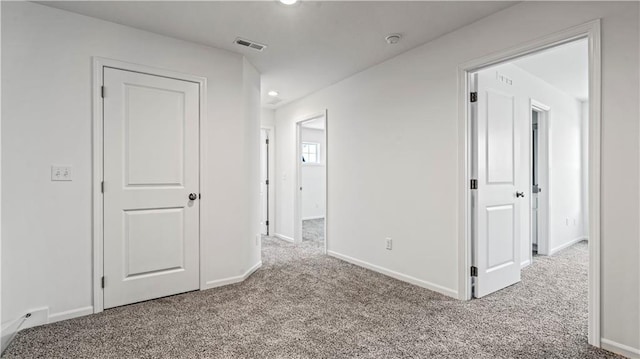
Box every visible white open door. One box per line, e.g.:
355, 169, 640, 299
103, 67, 200, 309
473, 70, 523, 298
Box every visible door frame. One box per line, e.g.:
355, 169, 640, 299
457, 19, 601, 346
529, 99, 551, 258
293, 110, 328, 254
260, 125, 275, 236
92, 57, 207, 313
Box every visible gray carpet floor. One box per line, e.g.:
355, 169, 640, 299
302, 218, 324, 243
3, 240, 619, 358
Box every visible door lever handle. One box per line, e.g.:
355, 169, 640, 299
516, 192, 525, 198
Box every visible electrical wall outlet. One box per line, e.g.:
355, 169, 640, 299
385, 237, 392, 250
51, 166, 72, 181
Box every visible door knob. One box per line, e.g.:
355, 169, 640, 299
188, 193, 198, 200
516, 192, 525, 198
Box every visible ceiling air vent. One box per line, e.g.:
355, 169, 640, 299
234, 37, 267, 52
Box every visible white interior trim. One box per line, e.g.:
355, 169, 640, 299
328, 250, 458, 298
273, 233, 295, 243
324, 109, 329, 255
457, 19, 601, 347
203, 261, 262, 290
48, 306, 94, 324
549, 236, 588, 256
1, 305, 93, 354
92, 57, 207, 313
601, 339, 640, 359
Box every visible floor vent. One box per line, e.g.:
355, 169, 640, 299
234, 37, 267, 52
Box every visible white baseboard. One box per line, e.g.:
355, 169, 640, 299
1, 307, 48, 353
302, 216, 325, 221
550, 236, 588, 255
601, 338, 640, 359
327, 250, 458, 298
1, 305, 92, 353
203, 261, 262, 290
49, 306, 94, 324
520, 259, 531, 268
273, 233, 294, 243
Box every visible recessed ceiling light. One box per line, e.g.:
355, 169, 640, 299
279, 0, 298, 5
268, 90, 279, 97
385, 34, 402, 45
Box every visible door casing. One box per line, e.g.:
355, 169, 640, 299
92, 57, 207, 314
457, 20, 601, 346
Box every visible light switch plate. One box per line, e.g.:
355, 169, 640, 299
51, 165, 72, 181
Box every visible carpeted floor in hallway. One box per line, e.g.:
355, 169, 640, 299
302, 218, 324, 243
3, 239, 618, 358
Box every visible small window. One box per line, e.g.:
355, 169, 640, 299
302, 142, 320, 164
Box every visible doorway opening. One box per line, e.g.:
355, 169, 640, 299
530, 102, 550, 257
460, 20, 600, 346
294, 113, 327, 252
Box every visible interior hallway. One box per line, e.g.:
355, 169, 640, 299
3, 239, 617, 358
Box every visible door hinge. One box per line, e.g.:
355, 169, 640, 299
470, 179, 478, 190
101, 181, 104, 193
266, 220, 269, 226
471, 266, 478, 277
265, 179, 269, 185
470, 92, 477, 103
266, 138, 269, 145
101, 276, 105, 288
199, 193, 201, 199
101, 86, 105, 98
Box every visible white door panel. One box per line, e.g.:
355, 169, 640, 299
486, 91, 515, 184
474, 73, 523, 298
103, 67, 200, 309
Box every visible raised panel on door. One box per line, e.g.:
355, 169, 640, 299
125, 85, 186, 187
124, 208, 185, 278
486, 91, 515, 184
103, 67, 200, 309
474, 76, 522, 298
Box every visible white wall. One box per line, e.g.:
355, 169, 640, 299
242, 58, 262, 276
301, 127, 325, 220
274, 1, 639, 353
0, 0, 3, 348
261, 108, 275, 128
1, 0, 260, 340
477, 63, 587, 264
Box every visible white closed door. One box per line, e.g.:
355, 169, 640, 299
103, 67, 200, 309
473, 71, 523, 298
